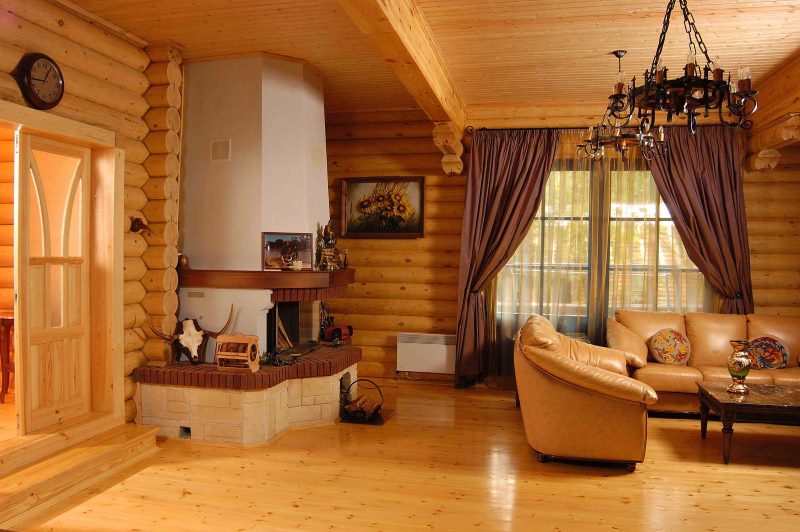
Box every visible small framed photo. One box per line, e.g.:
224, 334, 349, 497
341, 176, 424, 238
262, 232, 313, 270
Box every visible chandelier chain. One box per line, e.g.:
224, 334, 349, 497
648, 0, 676, 82
680, 0, 712, 66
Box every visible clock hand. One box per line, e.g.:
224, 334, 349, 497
31, 76, 46, 82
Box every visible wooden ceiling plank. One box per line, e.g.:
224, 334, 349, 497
338, 0, 465, 132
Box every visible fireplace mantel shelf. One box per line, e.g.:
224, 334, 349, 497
178, 268, 355, 302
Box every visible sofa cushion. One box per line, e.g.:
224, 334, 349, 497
649, 328, 691, 365
606, 318, 648, 368
632, 364, 703, 394
685, 313, 747, 367
519, 315, 561, 352
695, 365, 774, 385
746, 336, 789, 369
768, 367, 800, 386
747, 314, 800, 368
615, 310, 686, 351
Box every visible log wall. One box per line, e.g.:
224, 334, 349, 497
326, 110, 463, 378
745, 156, 800, 315
0, 135, 12, 312
0, 0, 182, 422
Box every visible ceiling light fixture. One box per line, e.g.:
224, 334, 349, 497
578, 0, 758, 160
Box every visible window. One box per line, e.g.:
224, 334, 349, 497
495, 130, 711, 346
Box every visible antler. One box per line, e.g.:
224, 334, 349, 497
146, 314, 177, 342
203, 304, 235, 338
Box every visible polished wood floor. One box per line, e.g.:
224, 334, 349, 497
22, 381, 800, 531
0, 399, 16, 442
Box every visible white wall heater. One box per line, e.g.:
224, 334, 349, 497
396, 333, 457, 374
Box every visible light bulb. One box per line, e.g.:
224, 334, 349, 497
736, 66, 752, 92
710, 55, 722, 72
656, 58, 666, 84
738, 66, 752, 80
685, 51, 697, 76
614, 70, 626, 94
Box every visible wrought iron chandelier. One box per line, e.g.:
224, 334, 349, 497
578, 0, 758, 161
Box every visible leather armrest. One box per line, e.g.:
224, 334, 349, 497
521, 345, 658, 405
607, 318, 648, 368
561, 335, 630, 375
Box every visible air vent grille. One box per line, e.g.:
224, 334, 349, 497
210, 139, 231, 161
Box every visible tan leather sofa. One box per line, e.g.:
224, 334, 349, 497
607, 310, 800, 413
515, 315, 657, 470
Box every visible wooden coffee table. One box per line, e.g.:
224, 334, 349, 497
697, 382, 800, 464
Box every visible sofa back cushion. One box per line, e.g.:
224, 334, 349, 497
685, 312, 747, 367
747, 314, 800, 368
519, 315, 561, 352
615, 310, 686, 347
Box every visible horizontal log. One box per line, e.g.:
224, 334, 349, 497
746, 114, 800, 154
748, 234, 800, 254
325, 109, 429, 124
144, 153, 180, 178
326, 138, 438, 156
328, 154, 442, 175
345, 248, 460, 268
0, 41, 148, 117
424, 219, 463, 235
143, 221, 179, 247
744, 200, 800, 218
745, 149, 781, 172
125, 210, 145, 227
142, 177, 178, 201
743, 182, 800, 200
354, 266, 459, 284
145, 61, 182, 87
124, 376, 136, 400
743, 168, 800, 183
124, 303, 146, 329
124, 233, 147, 258
0, 226, 11, 247
124, 257, 147, 281
141, 290, 179, 317
326, 122, 433, 140
753, 306, 800, 317
346, 281, 458, 301
124, 280, 146, 305
751, 270, 800, 290
356, 346, 397, 364
746, 219, 800, 235
145, 84, 182, 109
0, 204, 11, 225
0, 72, 148, 140
0, 0, 150, 72
0, 182, 11, 203
752, 289, 800, 307
141, 268, 179, 292
0, 142, 12, 162
334, 313, 456, 334
0, 9, 148, 93
125, 399, 136, 423
338, 236, 460, 252
356, 361, 395, 378
146, 44, 182, 64
328, 298, 457, 318
117, 137, 149, 164
144, 106, 182, 132
124, 186, 148, 211
125, 163, 149, 188
124, 349, 146, 376
124, 327, 146, 352
143, 338, 171, 362
144, 130, 181, 156
750, 253, 800, 272
328, 184, 465, 204
142, 244, 179, 269
142, 199, 178, 223
144, 314, 178, 339
351, 330, 398, 348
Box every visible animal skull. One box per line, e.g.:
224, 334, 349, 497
147, 305, 234, 364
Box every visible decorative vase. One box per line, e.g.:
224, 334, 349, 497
727, 340, 752, 394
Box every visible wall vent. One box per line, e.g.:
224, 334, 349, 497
185, 290, 206, 300
397, 333, 456, 374
210, 139, 231, 161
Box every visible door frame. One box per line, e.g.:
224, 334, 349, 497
0, 99, 123, 475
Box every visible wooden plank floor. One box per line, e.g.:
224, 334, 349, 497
23, 382, 800, 531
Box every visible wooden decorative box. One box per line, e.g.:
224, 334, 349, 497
214, 334, 260, 372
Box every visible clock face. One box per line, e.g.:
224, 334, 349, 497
29, 58, 63, 105
14, 53, 65, 110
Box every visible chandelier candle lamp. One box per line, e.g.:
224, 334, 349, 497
578, 0, 759, 160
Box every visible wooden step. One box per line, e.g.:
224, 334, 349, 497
0, 424, 158, 529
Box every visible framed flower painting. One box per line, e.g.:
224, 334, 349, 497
341, 176, 424, 238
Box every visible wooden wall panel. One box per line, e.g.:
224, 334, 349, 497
746, 158, 800, 316
327, 112, 463, 378
0, 0, 164, 422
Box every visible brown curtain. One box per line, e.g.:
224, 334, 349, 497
646, 126, 753, 314
456, 129, 560, 385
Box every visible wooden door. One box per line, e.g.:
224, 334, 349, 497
15, 133, 91, 433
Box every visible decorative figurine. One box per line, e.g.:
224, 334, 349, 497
727, 340, 752, 394
315, 221, 347, 271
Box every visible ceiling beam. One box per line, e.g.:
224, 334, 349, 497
749, 51, 800, 135
338, 0, 465, 133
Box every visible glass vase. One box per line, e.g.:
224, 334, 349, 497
727, 340, 752, 394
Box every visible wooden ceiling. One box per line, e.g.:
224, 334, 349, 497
70, 0, 800, 120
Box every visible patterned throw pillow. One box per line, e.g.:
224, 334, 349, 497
649, 328, 691, 365
746, 336, 789, 369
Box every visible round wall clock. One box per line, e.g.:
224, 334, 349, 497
13, 53, 65, 111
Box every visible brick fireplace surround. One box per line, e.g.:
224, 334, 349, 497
133, 346, 361, 445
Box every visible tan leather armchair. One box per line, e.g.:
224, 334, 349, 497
515, 316, 657, 470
